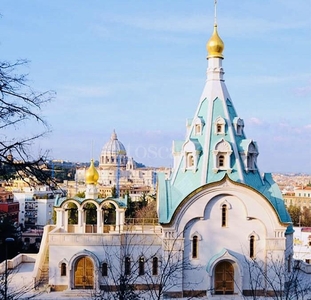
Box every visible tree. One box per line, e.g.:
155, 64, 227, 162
125, 192, 135, 219
242, 253, 311, 299
0, 215, 21, 263
76, 191, 86, 198
0, 59, 54, 183
134, 199, 157, 219
0, 264, 43, 300
143, 232, 203, 300
287, 205, 301, 226
91, 232, 200, 300
300, 207, 311, 227
67, 202, 78, 225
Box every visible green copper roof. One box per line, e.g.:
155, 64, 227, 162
54, 196, 127, 208
157, 55, 292, 234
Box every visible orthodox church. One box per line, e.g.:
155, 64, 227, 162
28, 5, 311, 300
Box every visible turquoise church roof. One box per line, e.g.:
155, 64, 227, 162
157, 23, 293, 234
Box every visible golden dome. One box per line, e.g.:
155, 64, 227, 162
206, 24, 224, 58
85, 159, 99, 185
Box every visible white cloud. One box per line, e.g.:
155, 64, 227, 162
294, 81, 311, 96
247, 117, 264, 126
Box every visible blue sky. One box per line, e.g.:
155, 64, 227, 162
1, 1, 310, 173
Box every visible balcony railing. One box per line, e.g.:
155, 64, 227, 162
66, 218, 161, 234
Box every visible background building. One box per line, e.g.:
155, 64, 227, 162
74, 131, 170, 200
0, 183, 19, 225
13, 185, 64, 229
283, 186, 311, 210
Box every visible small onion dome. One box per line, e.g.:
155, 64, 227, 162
85, 159, 99, 185
206, 24, 224, 59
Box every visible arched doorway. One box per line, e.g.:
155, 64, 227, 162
74, 256, 94, 289
214, 261, 234, 295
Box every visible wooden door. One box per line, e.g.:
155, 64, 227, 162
74, 257, 94, 289
214, 261, 234, 295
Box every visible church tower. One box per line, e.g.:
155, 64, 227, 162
157, 2, 293, 297
157, 7, 292, 230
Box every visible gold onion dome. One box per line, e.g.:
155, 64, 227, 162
85, 159, 99, 185
206, 24, 224, 58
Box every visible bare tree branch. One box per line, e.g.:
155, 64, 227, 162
0, 58, 56, 185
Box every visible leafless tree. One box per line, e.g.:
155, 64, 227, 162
134, 200, 157, 219
92, 233, 153, 300
0, 59, 55, 183
242, 254, 311, 300
91, 231, 201, 300
0, 264, 43, 299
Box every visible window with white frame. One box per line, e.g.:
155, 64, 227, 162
193, 116, 205, 135
195, 124, 201, 135
187, 153, 194, 168
214, 117, 226, 135
221, 204, 227, 227
192, 235, 198, 258
213, 139, 232, 173
249, 235, 255, 258
183, 139, 202, 171
244, 142, 258, 172
233, 117, 244, 136
152, 257, 158, 275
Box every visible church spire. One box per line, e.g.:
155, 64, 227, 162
157, 2, 291, 232
206, 0, 224, 59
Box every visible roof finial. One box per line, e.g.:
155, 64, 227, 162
214, 0, 217, 25
91, 139, 94, 159
206, 0, 224, 59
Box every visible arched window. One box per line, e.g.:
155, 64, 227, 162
61, 263, 66, 276
152, 257, 158, 276
125, 257, 131, 275
214, 117, 226, 135
233, 117, 244, 136
188, 154, 194, 167
139, 256, 145, 276
218, 155, 225, 167
221, 204, 227, 227
237, 124, 243, 135
213, 139, 232, 173
192, 235, 198, 259
102, 262, 108, 277
195, 124, 201, 134
250, 235, 255, 258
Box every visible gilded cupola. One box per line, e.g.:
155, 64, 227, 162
206, 24, 224, 59
85, 159, 99, 185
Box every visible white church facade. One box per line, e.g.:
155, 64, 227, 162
23, 6, 311, 299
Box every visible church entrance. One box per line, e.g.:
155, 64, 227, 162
74, 256, 94, 289
214, 261, 234, 295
